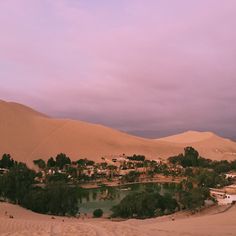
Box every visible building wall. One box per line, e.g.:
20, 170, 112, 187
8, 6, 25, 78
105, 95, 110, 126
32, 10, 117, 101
211, 190, 236, 205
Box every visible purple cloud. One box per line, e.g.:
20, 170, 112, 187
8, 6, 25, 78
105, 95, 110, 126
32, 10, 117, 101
0, 0, 236, 139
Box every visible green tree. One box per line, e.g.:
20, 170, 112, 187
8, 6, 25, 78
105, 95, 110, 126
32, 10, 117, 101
194, 169, 228, 188
22, 187, 48, 213
111, 191, 178, 219
55, 153, 71, 169
169, 147, 201, 168
212, 160, 231, 173
107, 165, 117, 179
179, 188, 208, 210
0, 154, 15, 169
67, 166, 78, 179
122, 171, 140, 183
33, 159, 46, 169
127, 155, 145, 162
0, 164, 36, 204
45, 183, 78, 216
47, 172, 68, 183
22, 184, 78, 216
77, 158, 95, 166
47, 157, 56, 168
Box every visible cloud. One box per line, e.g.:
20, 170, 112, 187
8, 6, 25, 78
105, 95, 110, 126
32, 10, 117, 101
0, 0, 235, 138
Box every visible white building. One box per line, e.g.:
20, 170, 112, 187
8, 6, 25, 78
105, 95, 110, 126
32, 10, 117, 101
210, 185, 236, 205
225, 172, 236, 179
0, 168, 9, 175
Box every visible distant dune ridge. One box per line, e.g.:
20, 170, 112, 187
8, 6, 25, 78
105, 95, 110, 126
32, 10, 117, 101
0, 99, 236, 166
156, 130, 236, 160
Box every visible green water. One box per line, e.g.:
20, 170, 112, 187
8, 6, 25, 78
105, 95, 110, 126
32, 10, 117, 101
78, 182, 178, 215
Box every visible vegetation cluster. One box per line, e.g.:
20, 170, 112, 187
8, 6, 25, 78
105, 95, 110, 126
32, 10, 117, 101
0, 146, 234, 219
0, 154, 78, 216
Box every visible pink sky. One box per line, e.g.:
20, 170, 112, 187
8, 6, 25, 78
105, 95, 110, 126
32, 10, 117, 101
0, 0, 236, 138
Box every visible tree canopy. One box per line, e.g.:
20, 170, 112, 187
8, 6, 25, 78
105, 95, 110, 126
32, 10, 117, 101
0, 154, 15, 169
33, 159, 46, 169
111, 191, 178, 218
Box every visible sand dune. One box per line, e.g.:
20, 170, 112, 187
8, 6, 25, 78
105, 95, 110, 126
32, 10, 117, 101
0, 100, 182, 165
1, 202, 236, 236
157, 130, 215, 143
157, 131, 236, 160
0, 100, 236, 165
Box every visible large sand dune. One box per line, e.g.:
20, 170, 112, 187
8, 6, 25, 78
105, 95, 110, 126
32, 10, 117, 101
1, 202, 236, 236
0, 100, 181, 165
157, 130, 236, 160
0, 100, 236, 165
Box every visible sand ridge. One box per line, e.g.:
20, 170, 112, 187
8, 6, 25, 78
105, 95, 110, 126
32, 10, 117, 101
1, 100, 236, 166
156, 130, 236, 160
157, 130, 215, 143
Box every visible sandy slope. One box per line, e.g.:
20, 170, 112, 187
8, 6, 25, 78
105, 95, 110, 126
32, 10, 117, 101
0, 100, 182, 165
1, 202, 236, 236
157, 131, 236, 160
0, 100, 236, 166
157, 131, 215, 143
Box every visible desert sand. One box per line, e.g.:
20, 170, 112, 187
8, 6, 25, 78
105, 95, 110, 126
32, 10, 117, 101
0, 202, 236, 236
1, 99, 236, 166
157, 130, 236, 161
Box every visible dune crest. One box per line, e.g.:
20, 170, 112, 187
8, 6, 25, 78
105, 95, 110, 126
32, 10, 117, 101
157, 130, 216, 143
0, 99, 236, 165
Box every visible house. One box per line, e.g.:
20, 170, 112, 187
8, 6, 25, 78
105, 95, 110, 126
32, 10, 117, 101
135, 167, 145, 173
210, 185, 236, 205
97, 168, 107, 175
119, 169, 133, 176
0, 168, 9, 175
225, 172, 236, 179
82, 165, 95, 177
48, 169, 56, 175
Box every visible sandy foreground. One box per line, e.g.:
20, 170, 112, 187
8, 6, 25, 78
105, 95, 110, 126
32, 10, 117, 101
0, 203, 236, 236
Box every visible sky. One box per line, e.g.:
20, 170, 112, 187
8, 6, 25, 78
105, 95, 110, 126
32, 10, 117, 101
0, 0, 236, 139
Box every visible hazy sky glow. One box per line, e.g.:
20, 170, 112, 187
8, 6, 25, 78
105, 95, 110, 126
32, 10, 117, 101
0, 0, 236, 138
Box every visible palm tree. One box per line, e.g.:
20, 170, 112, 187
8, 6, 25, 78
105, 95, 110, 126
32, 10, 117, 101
107, 165, 117, 179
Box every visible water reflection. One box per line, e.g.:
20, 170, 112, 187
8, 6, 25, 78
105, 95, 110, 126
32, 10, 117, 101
78, 183, 178, 214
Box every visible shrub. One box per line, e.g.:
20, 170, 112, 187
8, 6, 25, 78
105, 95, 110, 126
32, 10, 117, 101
93, 208, 103, 218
